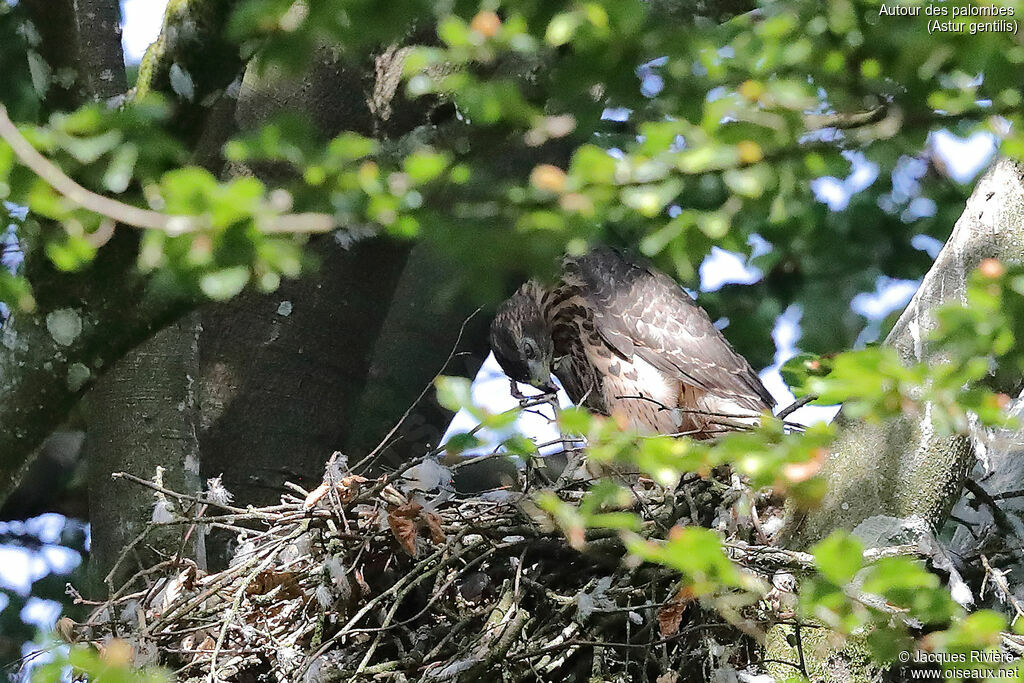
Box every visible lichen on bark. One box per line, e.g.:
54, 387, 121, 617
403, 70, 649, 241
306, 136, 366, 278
782, 158, 1024, 550
766, 159, 1024, 680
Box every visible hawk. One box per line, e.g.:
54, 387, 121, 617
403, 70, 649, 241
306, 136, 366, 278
490, 247, 774, 438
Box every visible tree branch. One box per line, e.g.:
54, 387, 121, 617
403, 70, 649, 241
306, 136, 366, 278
781, 158, 1024, 550
73, 0, 127, 100
0, 105, 335, 235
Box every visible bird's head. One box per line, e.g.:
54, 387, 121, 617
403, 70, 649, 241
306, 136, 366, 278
490, 281, 556, 392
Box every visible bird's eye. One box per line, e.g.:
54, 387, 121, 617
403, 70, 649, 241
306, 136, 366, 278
523, 341, 537, 360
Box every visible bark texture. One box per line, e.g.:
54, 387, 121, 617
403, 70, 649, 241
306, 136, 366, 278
84, 317, 202, 592
341, 241, 491, 467
0, 0, 180, 506
196, 48, 487, 537
78, 0, 248, 584
20, 0, 81, 112
781, 158, 1024, 549
197, 238, 412, 499
0, 296, 176, 500
767, 158, 1024, 683
72, 0, 127, 100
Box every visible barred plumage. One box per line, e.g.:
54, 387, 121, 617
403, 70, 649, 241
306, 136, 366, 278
490, 247, 773, 438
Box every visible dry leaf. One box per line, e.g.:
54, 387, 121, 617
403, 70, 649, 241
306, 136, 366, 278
423, 510, 446, 544
160, 574, 186, 613
337, 474, 368, 503
56, 616, 77, 643
380, 484, 408, 507
392, 501, 422, 518
657, 588, 693, 638
100, 639, 133, 667
354, 567, 371, 597
246, 570, 302, 598
180, 563, 198, 591
388, 504, 421, 556
303, 482, 331, 509
657, 602, 686, 637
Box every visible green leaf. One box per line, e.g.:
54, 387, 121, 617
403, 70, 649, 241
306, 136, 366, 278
102, 143, 139, 193
328, 132, 378, 163
546, 12, 582, 46
557, 407, 592, 435
812, 531, 863, 585
435, 376, 474, 413
626, 527, 742, 594
46, 235, 97, 272
403, 150, 449, 184
438, 16, 471, 47
780, 353, 831, 397
570, 145, 617, 185
502, 435, 538, 457
161, 167, 219, 215
586, 511, 642, 530
443, 432, 481, 456
200, 266, 250, 300
58, 129, 122, 164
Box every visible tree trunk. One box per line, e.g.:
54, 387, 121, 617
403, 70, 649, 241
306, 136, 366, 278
781, 158, 1024, 549
72, 0, 126, 100
341, 240, 491, 468
83, 317, 202, 593
767, 158, 1024, 682
19, 0, 81, 112
197, 238, 412, 502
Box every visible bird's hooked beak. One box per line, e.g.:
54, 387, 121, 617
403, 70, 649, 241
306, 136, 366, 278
526, 360, 557, 393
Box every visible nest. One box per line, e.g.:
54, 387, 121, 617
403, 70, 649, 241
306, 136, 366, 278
59, 440, 827, 682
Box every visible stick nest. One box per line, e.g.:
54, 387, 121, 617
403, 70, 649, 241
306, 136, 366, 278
62, 449, 796, 682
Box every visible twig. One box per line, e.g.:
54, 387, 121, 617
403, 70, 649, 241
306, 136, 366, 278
207, 529, 303, 681
803, 105, 888, 131
0, 104, 335, 235
726, 541, 921, 570
964, 479, 1017, 538
776, 394, 817, 421
981, 554, 1024, 625
352, 309, 481, 474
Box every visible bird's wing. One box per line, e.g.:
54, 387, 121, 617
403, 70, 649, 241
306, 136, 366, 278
563, 247, 775, 409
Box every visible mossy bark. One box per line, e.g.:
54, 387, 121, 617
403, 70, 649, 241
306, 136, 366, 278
767, 159, 1024, 681
765, 625, 882, 683
782, 158, 1024, 549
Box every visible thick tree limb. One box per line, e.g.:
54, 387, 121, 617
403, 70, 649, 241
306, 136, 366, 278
0, 285, 192, 504
75, 0, 258, 587
0, 0, 248, 507
765, 158, 1024, 683
782, 158, 1024, 548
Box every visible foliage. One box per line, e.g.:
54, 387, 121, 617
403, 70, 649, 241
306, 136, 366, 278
0, 0, 1021, 358
783, 260, 1024, 432
4, 0, 1024, 677
435, 261, 1024, 675
0, 515, 88, 679
30, 639, 169, 683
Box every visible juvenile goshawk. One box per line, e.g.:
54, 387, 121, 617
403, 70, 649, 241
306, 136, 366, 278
490, 247, 774, 437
